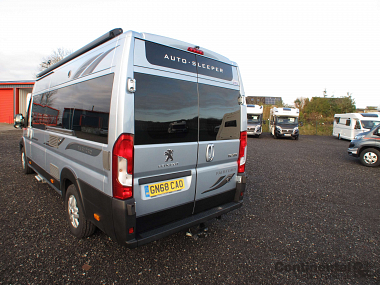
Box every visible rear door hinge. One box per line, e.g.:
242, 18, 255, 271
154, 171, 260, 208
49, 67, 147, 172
238, 95, 245, 105
127, 78, 136, 93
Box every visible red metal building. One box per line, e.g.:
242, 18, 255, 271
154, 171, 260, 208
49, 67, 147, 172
0, 81, 34, 124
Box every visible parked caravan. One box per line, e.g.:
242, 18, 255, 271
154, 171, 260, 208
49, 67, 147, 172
13, 29, 247, 248
333, 113, 380, 140
246, 104, 264, 137
269, 107, 300, 140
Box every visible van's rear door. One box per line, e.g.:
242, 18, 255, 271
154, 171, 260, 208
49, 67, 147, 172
194, 59, 242, 213
133, 39, 199, 233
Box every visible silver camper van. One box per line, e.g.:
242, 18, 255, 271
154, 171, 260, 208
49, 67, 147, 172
14, 29, 247, 248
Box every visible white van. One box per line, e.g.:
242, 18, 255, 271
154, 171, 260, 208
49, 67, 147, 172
14, 28, 247, 248
333, 113, 380, 140
269, 107, 300, 140
246, 105, 264, 137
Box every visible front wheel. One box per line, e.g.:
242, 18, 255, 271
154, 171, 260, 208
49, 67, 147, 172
65, 184, 96, 238
359, 148, 380, 167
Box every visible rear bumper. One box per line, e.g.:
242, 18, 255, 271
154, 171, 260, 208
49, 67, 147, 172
117, 174, 246, 248
127, 200, 243, 248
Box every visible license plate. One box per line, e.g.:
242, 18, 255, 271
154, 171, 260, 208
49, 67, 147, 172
144, 179, 185, 198
284, 134, 291, 136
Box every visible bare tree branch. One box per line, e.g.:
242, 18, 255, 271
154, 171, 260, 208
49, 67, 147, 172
39, 47, 72, 71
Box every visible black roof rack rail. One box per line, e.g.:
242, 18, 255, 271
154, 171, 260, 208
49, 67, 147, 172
37, 28, 123, 78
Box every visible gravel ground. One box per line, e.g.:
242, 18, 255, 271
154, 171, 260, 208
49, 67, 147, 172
1, 130, 379, 284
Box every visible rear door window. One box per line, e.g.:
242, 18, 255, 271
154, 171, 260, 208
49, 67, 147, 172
134, 73, 198, 145
199, 83, 240, 141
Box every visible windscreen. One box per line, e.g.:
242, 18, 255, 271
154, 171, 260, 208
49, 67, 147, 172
360, 120, 380, 129
248, 114, 261, 123
276, 116, 298, 124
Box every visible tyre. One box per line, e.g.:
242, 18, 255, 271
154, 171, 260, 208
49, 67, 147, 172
295, 135, 299, 140
274, 133, 277, 139
338, 134, 341, 140
65, 184, 96, 238
21, 146, 33, 174
359, 148, 380, 167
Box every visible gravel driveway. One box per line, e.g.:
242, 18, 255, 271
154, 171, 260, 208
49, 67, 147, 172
1, 130, 379, 284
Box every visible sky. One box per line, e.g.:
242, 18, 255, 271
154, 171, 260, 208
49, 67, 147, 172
0, 0, 379, 109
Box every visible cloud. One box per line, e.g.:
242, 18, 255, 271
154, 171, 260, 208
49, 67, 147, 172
0, 52, 44, 81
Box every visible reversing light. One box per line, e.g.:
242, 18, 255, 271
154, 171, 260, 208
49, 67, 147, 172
112, 134, 134, 200
187, 47, 204, 55
238, 131, 247, 173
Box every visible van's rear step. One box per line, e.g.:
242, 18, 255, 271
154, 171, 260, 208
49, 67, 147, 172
35, 175, 46, 183
125, 201, 243, 248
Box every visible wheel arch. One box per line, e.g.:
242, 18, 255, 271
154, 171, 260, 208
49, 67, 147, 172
60, 167, 85, 211
19, 137, 24, 153
359, 145, 380, 156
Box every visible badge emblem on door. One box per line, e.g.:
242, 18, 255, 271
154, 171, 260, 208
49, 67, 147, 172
206, 144, 215, 162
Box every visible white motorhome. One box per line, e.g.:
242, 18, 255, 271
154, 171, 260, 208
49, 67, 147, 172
13, 28, 247, 248
269, 107, 300, 140
333, 113, 380, 140
246, 104, 263, 137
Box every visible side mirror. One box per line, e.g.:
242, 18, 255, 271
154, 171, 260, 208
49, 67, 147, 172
262, 121, 266, 125
300, 122, 304, 127
14, 114, 25, 129
375, 128, 380, 136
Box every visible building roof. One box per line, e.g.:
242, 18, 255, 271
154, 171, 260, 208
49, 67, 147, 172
0, 80, 35, 85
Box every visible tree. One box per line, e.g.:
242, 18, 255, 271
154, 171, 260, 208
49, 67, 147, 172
296, 95, 356, 120
294, 97, 309, 111
39, 48, 72, 71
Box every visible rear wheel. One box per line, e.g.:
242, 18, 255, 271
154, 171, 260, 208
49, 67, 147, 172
65, 184, 96, 238
338, 134, 341, 140
21, 146, 33, 174
360, 148, 380, 167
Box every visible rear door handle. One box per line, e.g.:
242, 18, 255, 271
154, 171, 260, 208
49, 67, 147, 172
206, 144, 214, 162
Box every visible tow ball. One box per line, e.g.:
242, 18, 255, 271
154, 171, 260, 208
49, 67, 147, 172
186, 223, 209, 240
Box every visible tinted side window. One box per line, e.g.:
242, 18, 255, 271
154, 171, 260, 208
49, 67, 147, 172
346, 119, 351, 126
31, 74, 114, 144
134, 73, 198, 145
199, 84, 240, 141
31, 94, 48, 130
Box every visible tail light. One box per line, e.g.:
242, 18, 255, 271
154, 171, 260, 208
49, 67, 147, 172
238, 131, 247, 173
112, 134, 134, 200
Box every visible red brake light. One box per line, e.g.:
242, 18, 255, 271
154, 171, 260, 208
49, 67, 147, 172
187, 47, 204, 55
112, 134, 134, 200
238, 131, 247, 173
